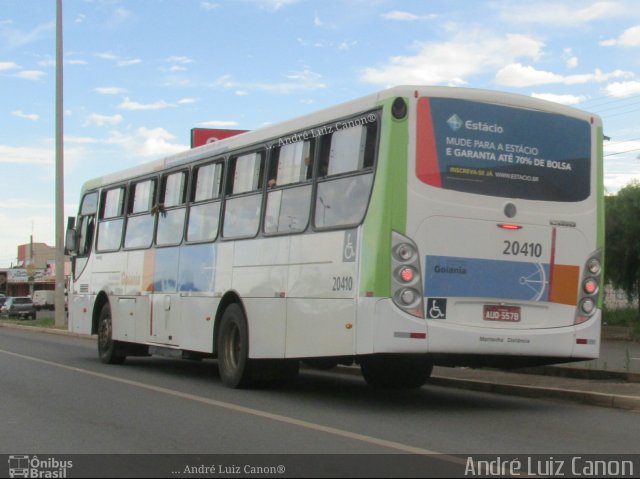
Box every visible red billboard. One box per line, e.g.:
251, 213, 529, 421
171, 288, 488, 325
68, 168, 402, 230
190, 128, 248, 148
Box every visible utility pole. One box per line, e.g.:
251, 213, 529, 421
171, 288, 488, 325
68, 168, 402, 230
54, 0, 66, 327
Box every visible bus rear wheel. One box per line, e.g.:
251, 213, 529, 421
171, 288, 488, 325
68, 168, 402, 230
217, 304, 253, 388
97, 303, 126, 365
360, 354, 432, 389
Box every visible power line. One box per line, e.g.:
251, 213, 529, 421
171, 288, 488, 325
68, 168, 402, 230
579, 92, 640, 109
605, 137, 640, 147
602, 108, 640, 120
593, 98, 640, 115
604, 147, 640, 158
590, 94, 640, 107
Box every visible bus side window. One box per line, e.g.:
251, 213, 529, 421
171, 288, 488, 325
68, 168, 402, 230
77, 191, 98, 256
124, 179, 156, 249
223, 151, 265, 238
96, 186, 126, 252
187, 161, 223, 243
77, 216, 95, 256
156, 171, 187, 246
315, 118, 378, 229
264, 140, 314, 234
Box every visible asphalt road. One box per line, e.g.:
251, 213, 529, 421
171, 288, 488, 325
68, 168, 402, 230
1, 328, 639, 475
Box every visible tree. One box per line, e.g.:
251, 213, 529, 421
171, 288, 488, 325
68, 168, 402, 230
605, 181, 640, 315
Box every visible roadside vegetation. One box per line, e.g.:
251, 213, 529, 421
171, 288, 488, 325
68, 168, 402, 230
603, 307, 640, 340
605, 182, 640, 317
604, 181, 640, 340
0, 313, 59, 329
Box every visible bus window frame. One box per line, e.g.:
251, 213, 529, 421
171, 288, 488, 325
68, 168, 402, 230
311, 109, 381, 232
96, 184, 127, 253
123, 176, 158, 251
155, 168, 189, 248
262, 139, 315, 237
221, 148, 266, 241
185, 159, 225, 245
76, 190, 99, 258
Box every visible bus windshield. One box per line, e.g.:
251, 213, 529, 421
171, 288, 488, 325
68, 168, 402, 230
417, 97, 591, 202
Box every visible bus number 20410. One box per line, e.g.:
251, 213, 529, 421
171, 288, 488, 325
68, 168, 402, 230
332, 276, 353, 292
502, 240, 543, 258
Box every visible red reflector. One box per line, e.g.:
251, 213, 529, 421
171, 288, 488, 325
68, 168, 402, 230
498, 223, 522, 230
410, 332, 426, 339
366, 291, 374, 297
576, 338, 588, 345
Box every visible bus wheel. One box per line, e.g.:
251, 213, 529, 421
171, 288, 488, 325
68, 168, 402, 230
360, 355, 432, 389
97, 304, 126, 365
217, 304, 253, 388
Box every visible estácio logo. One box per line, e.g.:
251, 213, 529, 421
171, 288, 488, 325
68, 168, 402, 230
447, 114, 463, 131
447, 113, 504, 134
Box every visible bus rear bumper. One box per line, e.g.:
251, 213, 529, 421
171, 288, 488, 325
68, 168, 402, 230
368, 298, 601, 367
427, 311, 601, 362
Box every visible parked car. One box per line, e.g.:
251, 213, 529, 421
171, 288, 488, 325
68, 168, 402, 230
0, 296, 36, 320
32, 290, 55, 311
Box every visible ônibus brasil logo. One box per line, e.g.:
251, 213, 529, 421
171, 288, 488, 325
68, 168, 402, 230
446, 113, 504, 134
8, 455, 73, 478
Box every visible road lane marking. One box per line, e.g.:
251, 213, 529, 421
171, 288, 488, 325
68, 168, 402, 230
0, 347, 464, 462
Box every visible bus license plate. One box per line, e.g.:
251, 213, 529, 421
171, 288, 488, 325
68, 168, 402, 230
483, 305, 521, 322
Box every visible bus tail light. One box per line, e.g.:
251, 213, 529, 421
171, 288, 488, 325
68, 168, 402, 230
575, 250, 603, 323
391, 231, 424, 318
399, 267, 415, 283
583, 278, 598, 295
497, 223, 522, 230
587, 258, 601, 275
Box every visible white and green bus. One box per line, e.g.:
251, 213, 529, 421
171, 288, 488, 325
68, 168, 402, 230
66, 86, 604, 388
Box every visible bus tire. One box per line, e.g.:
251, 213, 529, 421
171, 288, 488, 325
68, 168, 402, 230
97, 303, 126, 365
361, 354, 432, 389
217, 304, 253, 388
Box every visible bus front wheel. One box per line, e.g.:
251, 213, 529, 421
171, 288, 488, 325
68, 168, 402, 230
361, 354, 432, 389
217, 304, 253, 388
97, 303, 126, 365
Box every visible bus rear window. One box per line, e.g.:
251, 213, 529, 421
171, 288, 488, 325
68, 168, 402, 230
416, 97, 591, 202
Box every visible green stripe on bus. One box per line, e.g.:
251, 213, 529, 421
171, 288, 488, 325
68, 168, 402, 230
360, 97, 409, 297
597, 126, 605, 308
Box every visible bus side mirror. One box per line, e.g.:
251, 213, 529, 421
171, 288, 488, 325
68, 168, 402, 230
65, 216, 77, 256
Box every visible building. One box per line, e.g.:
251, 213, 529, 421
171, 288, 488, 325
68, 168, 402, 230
2, 242, 69, 297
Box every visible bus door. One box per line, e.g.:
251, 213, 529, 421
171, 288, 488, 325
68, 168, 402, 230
148, 247, 182, 346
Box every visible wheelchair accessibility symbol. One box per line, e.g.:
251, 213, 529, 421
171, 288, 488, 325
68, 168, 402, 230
427, 298, 447, 319
342, 230, 357, 262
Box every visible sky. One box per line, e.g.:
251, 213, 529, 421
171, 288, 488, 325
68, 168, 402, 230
1, 0, 640, 267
